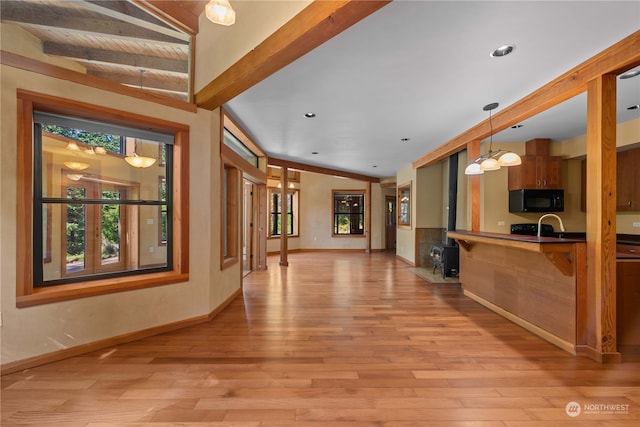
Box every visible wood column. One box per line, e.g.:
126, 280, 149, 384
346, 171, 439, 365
467, 140, 481, 232
579, 73, 619, 362
279, 167, 289, 266
365, 181, 372, 253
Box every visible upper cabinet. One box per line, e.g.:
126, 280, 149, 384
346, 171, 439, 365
581, 147, 640, 212
616, 148, 640, 212
508, 138, 563, 191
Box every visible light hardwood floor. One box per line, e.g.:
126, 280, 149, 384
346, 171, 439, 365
2, 252, 639, 426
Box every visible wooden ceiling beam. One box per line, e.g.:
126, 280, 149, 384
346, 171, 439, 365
43, 42, 188, 74
269, 157, 380, 183
1, 2, 188, 44
412, 29, 640, 169
195, 0, 391, 110
138, 0, 207, 36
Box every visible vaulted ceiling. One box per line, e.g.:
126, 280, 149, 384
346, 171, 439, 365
1, 0, 201, 101
3, 1, 639, 180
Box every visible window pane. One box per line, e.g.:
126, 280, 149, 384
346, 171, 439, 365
333, 192, 364, 235
223, 128, 258, 167
336, 214, 351, 234
66, 187, 86, 274
41, 130, 168, 202
101, 190, 121, 265
36, 114, 172, 286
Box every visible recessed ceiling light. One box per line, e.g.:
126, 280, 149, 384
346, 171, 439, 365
628, 105, 640, 110
490, 44, 515, 58
304, 112, 316, 118
620, 69, 640, 79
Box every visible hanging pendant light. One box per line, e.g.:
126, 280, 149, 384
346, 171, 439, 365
125, 153, 156, 168
205, 0, 236, 26
64, 161, 90, 171
125, 139, 156, 168
498, 151, 522, 167
465, 102, 522, 175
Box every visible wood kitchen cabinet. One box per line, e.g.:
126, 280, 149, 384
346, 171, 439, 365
508, 138, 563, 190
617, 260, 640, 346
616, 148, 640, 211
582, 147, 640, 212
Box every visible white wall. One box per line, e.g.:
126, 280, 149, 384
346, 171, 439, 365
0, 64, 240, 365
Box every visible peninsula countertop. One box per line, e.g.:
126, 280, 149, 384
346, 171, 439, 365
447, 230, 584, 255
447, 230, 640, 259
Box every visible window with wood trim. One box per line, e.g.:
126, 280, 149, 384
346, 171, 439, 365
159, 176, 168, 246
16, 91, 189, 307
222, 163, 240, 267
332, 191, 365, 235
397, 181, 411, 227
268, 188, 299, 237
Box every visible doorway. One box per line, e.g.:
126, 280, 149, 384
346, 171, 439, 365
243, 179, 253, 276
385, 195, 396, 251
242, 178, 268, 275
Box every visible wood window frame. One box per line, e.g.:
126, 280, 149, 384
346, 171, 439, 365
16, 89, 189, 308
267, 187, 299, 238
158, 176, 168, 246
219, 109, 267, 270
397, 181, 411, 228
221, 163, 241, 269
332, 190, 366, 237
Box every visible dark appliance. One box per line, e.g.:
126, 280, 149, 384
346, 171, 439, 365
510, 223, 554, 237
509, 189, 564, 213
430, 245, 459, 279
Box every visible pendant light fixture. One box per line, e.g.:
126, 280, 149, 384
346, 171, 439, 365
63, 161, 90, 171
125, 139, 156, 168
205, 0, 236, 26
464, 102, 522, 175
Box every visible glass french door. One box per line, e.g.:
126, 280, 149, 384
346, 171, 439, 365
63, 178, 128, 277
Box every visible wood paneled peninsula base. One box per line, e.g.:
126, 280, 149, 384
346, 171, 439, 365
448, 230, 586, 356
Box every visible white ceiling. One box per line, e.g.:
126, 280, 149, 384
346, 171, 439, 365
225, 1, 640, 179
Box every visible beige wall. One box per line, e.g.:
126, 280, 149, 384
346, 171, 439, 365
265, 171, 385, 253
415, 161, 444, 229
298, 171, 376, 250
395, 164, 416, 262
1, 23, 86, 72
194, 1, 311, 92
0, 65, 240, 365
555, 117, 640, 235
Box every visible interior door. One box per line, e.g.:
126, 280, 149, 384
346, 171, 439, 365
385, 195, 396, 250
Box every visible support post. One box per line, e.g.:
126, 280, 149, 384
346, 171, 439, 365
579, 73, 619, 362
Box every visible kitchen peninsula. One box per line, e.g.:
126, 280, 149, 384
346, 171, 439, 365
448, 230, 586, 354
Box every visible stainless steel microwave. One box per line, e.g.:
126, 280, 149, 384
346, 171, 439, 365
509, 189, 564, 213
